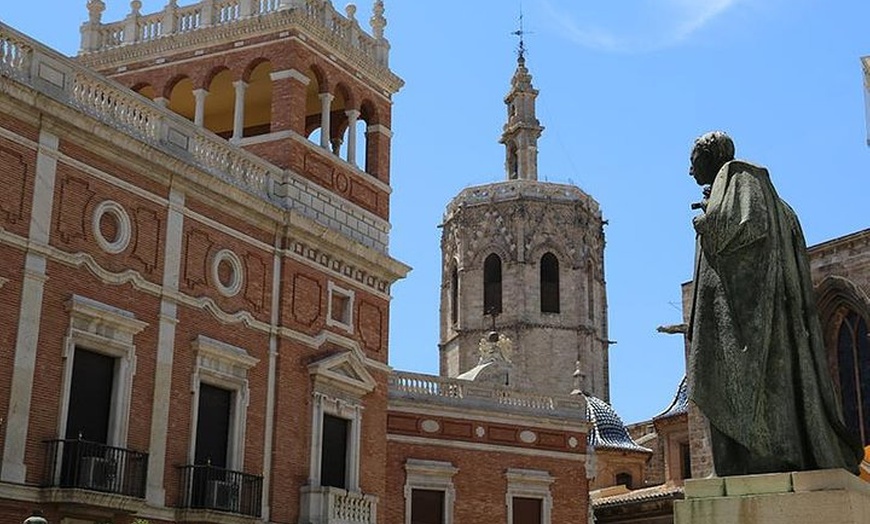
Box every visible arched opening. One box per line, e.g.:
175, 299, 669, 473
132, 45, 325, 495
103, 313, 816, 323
330, 84, 351, 156
483, 254, 502, 316
134, 84, 156, 100
359, 100, 379, 177
506, 140, 518, 180
587, 260, 595, 322
243, 60, 273, 138
304, 66, 327, 146
204, 68, 234, 138
540, 252, 560, 313
167, 77, 195, 121
836, 310, 870, 445
450, 264, 459, 325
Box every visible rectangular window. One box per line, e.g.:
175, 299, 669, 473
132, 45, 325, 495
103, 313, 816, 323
195, 383, 232, 468
512, 497, 542, 524
66, 347, 115, 443
331, 293, 350, 323
411, 489, 444, 524
680, 442, 692, 480
321, 414, 349, 488
327, 281, 355, 332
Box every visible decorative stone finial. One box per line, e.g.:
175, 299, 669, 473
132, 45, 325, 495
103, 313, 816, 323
370, 0, 386, 39
130, 0, 142, 16
87, 0, 106, 24
345, 3, 357, 21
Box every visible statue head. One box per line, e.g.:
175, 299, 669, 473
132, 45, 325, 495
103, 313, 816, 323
690, 131, 735, 186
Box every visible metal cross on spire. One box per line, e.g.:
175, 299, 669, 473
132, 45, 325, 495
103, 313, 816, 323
511, 6, 532, 61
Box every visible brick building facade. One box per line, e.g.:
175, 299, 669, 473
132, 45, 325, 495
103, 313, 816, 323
0, 2, 590, 523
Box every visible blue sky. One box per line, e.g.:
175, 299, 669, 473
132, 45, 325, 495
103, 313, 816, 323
2, 1, 869, 423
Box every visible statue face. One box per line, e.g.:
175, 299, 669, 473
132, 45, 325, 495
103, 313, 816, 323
690, 147, 719, 186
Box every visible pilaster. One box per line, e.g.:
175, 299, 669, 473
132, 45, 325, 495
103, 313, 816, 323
145, 188, 185, 506
1, 129, 59, 483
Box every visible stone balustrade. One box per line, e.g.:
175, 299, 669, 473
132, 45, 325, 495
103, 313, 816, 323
388, 371, 587, 419
81, 0, 390, 68
300, 485, 377, 524
0, 21, 390, 253
330, 489, 376, 523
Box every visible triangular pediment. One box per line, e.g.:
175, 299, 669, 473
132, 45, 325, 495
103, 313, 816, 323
309, 351, 377, 396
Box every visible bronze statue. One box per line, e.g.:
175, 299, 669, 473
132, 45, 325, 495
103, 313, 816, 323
687, 131, 862, 476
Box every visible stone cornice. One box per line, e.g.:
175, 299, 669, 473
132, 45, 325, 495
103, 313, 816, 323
78, 9, 404, 96
445, 180, 601, 221
809, 228, 870, 259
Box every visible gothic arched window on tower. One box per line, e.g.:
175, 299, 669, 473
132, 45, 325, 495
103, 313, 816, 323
507, 142, 519, 180
540, 253, 560, 313
587, 261, 596, 322
450, 264, 459, 325
483, 254, 503, 316
836, 310, 870, 445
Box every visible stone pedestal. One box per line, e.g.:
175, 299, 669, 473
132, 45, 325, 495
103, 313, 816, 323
675, 469, 870, 524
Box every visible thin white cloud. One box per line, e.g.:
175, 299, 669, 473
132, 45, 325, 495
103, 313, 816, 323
541, 0, 742, 53
670, 0, 740, 41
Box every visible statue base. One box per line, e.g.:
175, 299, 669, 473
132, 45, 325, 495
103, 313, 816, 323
675, 469, 870, 524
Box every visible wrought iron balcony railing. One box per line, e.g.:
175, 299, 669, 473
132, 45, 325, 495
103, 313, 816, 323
42, 438, 148, 498
178, 464, 263, 517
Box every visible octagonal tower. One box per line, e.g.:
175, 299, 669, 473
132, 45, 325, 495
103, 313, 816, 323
439, 51, 610, 400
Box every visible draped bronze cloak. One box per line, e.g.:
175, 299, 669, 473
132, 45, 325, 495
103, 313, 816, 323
688, 160, 861, 473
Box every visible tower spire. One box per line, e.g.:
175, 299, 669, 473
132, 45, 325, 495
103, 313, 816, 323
499, 10, 544, 181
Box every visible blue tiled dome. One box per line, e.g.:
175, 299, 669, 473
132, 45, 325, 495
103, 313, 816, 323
654, 376, 688, 420
585, 395, 651, 453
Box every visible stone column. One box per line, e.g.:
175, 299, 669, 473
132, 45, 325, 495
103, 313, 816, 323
232, 80, 248, 141
318, 92, 334, 149
345, 109, 360, 166
193, 88, 208, 127
1, 130, 59, 483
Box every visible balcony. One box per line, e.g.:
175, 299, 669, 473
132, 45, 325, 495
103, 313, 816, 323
300, 485, 378, 524
178, 464, 263, 518
42, 438, 148, 504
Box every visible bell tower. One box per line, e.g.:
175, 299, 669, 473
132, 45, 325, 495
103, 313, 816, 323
438, 42, 610, 400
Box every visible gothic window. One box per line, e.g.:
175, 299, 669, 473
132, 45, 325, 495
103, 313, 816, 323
836, 310, 870, 445
483, 254, 503, 315
507, 142, 519, 180
587, 261, 595, 322
540, 253, 560, 313
450, 264, 459, 325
